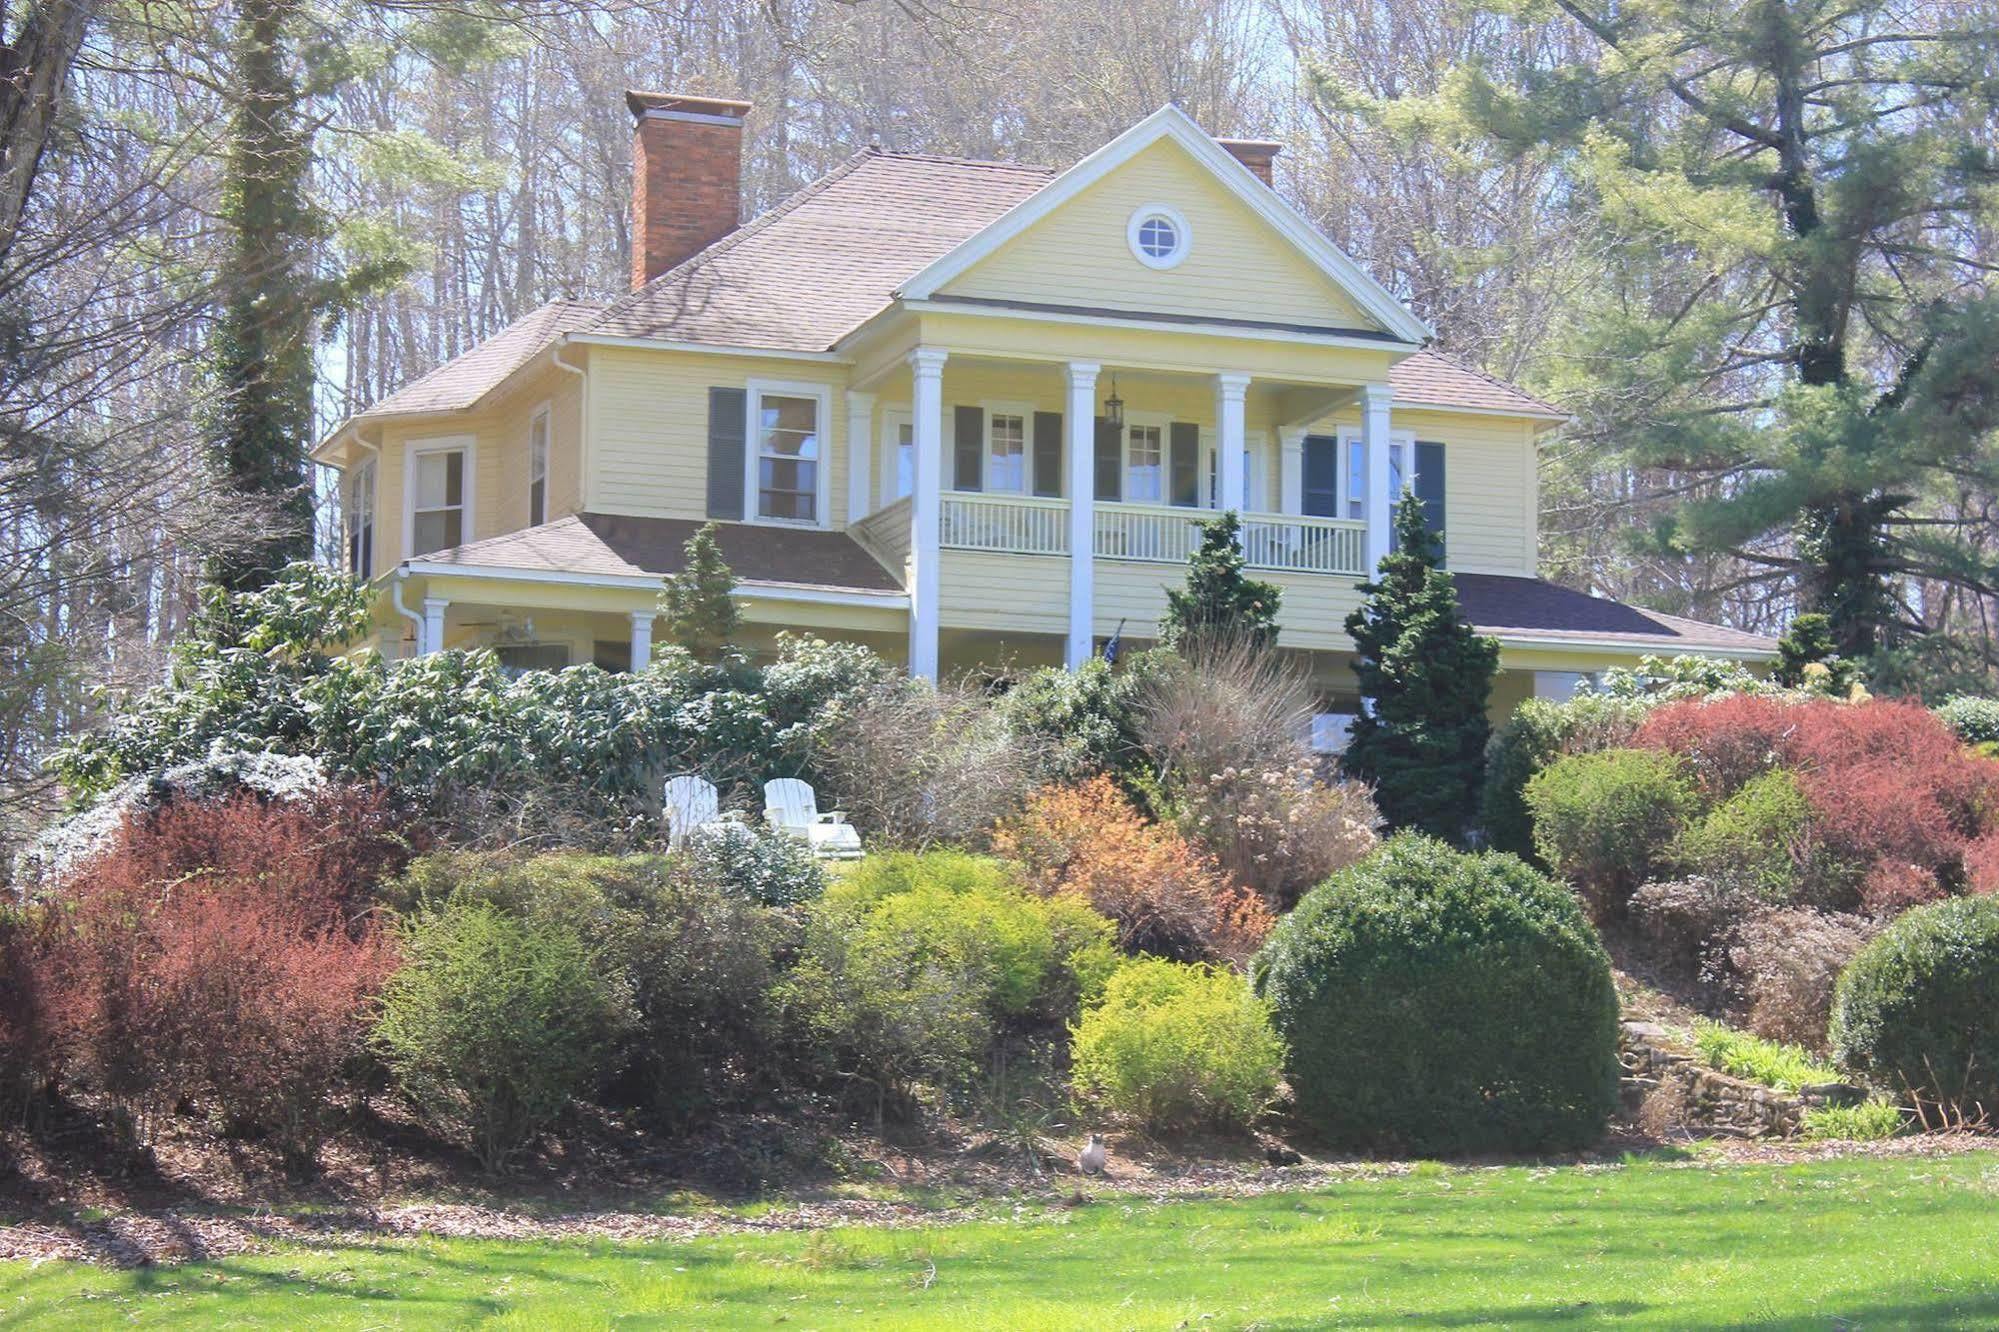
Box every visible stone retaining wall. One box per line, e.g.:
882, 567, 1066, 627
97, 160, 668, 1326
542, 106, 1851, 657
1619, 1021, 1864, 1139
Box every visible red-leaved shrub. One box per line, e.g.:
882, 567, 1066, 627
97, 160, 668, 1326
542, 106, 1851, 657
993, 776, 1273, 964
34, 789, 406, 1167
1967, 833, 1999, 896
1635, 696, 1999, 911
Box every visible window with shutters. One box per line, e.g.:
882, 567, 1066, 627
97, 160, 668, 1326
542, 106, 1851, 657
343, 459, 375, 578
407, 439, 473, 557
1126, 419, 1166, 503
984, 404, 1031, 493
746, 380, 832, 525
1343, 434, 1413, 520
528, 404, 550, 526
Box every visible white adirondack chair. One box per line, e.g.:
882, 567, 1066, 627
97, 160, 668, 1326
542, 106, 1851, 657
662, 774, 723, 849
763, 778, 863, 859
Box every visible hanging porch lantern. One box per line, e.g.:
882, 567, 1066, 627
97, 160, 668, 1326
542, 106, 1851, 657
1103, 374, 1124, 429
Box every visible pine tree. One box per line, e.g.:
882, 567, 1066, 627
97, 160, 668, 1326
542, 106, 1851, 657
660, 522, 740, 661
1161, 511, 1282, 653
1773, 612, 1856, 695
1342, 494, 1499, 842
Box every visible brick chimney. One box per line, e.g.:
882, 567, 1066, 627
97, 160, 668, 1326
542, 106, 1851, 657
1217, 138, 1281, 187
626, 91, 752, 290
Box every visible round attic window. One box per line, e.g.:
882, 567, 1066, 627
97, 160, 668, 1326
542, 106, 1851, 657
1127, 204, 1190, 270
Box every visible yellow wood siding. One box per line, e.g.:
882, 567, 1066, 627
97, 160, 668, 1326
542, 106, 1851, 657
940, 139, 1381, 332
938, 551, 1068, 631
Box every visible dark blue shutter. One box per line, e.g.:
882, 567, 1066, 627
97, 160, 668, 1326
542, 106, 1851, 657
1169, 422, 1200, 507
1094, 416, 1121, 501
1032, 411, 1063, 497
706, 386, 746, 520
1415, 441, 1446, 557
953, 404, 984, 491
1302, 434, 1340, 517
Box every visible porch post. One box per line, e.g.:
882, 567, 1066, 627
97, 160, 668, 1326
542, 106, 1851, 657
844, 390, 875, 525
1278, 426, 1306, 515
908, 348, 948, 680
1215, 373, 1250, 514
1362, 382, 1394, 570
421, 597, 448, 656
1065, 361, 1099, 669
629, 609, 656, 672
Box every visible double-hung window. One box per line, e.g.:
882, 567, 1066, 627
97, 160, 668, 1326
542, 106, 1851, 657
986, 406, 1030, 493
1126, 422, 1165, 503
881, 410, 914, 505
409, 441, 470, 556
344, 459, 375, 578
528, 405, 550, 527
1345, 436, 1411, 520
748, 382, 828, 524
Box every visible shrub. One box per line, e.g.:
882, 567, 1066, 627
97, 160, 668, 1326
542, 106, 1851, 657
1479, 692, 1654, 861
1628, 877, 1755, 986
373, 900, 632, 1172
1675, 770, 1818, 904
1526, 750, 1699, 916
993, 777, 1272, 964
993, 651, 1177, 788
34, 793, 401, 1165
675, 820, 825, 908
1831, 896, 1999, 1123
1967, 832, 1999, 896
1937, 695, 1999, 747
1632, 693, 1797, 797
1727, 909, 1877, 1051
1800, 1099, 1904, 1141
1690, 1019, 1838, 1091
1069, 959, 1283, 1132
782, 852, 1116, 1115
1254, 835, 1620, 1154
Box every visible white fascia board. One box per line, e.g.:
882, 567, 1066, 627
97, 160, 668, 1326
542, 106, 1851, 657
898, 298, 1420, 357
566, 332, 851, 363
1487, 631, 1778, 661
896, 104, 1434, 346
399, 560, 908, 610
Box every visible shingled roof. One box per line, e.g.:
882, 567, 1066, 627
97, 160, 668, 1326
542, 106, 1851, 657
1455, 574, 1775, 655
360, 299, 602, 419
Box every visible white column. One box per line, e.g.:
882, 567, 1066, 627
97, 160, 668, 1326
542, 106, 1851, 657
421, 597, 448, 656
844, 391, 875, 525
629, 609, 656, 672
1278, 425, 1306, 516
907, 348, 948, 680
1064, 361, 1100, 669
1215, 373, 1250, 514
1362, 383, 1394, 570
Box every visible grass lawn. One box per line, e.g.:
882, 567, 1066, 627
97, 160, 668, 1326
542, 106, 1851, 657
6, 1153, 1999, 1328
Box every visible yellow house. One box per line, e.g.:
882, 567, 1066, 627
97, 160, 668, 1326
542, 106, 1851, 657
314, 94, 1773, 736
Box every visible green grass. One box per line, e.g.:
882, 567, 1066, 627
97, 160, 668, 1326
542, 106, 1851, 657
1691, 1018, 1840, 1091
8, 1154, 1999, 1327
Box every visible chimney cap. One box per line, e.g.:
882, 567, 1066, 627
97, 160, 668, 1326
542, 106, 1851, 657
625, 90, 753, 123
1217, 137, 1283, 158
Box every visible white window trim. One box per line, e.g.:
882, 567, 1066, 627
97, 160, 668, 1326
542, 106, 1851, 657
1338, 427, 1416, 521
879, 405, 913, 506
981, 399, 1036, 495
403, 434, 476, 558
744, 378, 835, 529
1122, 410, 1172, 505
1126, 202, 1191, 270
527, 402, 551, 527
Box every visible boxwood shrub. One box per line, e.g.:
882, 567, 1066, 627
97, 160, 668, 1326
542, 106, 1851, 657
1525, 749, 1699, 916
1253, 834, 1619, 1154
1830, 896, 1999, 1121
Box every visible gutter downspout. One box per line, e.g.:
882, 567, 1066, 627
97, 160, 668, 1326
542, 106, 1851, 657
552, 335, 589, 511
391, 567, 426, 655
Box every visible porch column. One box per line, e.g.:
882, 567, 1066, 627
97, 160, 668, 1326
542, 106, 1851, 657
908, 347, 948, 680
629, 609, 656, 672
420, 597, 449, 656
1215, 373, 1250, 514
844, 390, 875, 525
1362, 382, 1394, 570
1065, 361, 1100, 669
1278, 426, 1306, 515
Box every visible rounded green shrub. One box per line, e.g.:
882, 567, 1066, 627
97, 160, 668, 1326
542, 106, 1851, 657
1069, 959, 1284, 1132
1526, 748, 1699, 914
373, 900, 632, 1172
1675, 769, 1814, 903
1830, 896, 1999, 1120
1480, 693, 1653, 860
1937, 696, 1999, 749
1254, 834, 1620, 1154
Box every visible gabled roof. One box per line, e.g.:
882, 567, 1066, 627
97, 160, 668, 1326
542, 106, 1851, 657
1455, 574, 1776, 656
588, 151, 1054, 351
359, 299, 602, 419
1390, 351, 1564, 420
898, 105, 1434, 346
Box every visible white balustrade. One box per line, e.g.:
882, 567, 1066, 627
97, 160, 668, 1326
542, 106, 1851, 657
939, 493, 1069, 555
921, 494, 1367, 576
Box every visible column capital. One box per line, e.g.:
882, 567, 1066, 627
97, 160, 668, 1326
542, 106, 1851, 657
1278, 424, 1308, 450
907, 346, 949, 377
845, 389, 877, 409
1214, 371, 1252, 401
1065, 360, 1101, 390
1361, 382, 1394, 410
629, 609, 657, 627
421, 596, 450, 612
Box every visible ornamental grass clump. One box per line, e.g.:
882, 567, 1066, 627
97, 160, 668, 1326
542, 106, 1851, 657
1254, 835, 1619, 1154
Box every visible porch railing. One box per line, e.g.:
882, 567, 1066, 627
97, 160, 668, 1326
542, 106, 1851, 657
941, 493, 1069, 555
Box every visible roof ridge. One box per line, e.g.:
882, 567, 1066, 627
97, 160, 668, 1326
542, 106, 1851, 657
586, 151, 881, 332
870, 149, 1057, 174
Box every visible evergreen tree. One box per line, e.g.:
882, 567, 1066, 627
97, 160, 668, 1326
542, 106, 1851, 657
1161, 511, 1282, 653
1452, 0, 1999, 671
1342, 494, 1499, 842
1773, 612, 1856, 695
660, 522, 740, 661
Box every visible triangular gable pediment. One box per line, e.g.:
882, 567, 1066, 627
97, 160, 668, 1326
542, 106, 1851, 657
899, 105, 1432, 346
